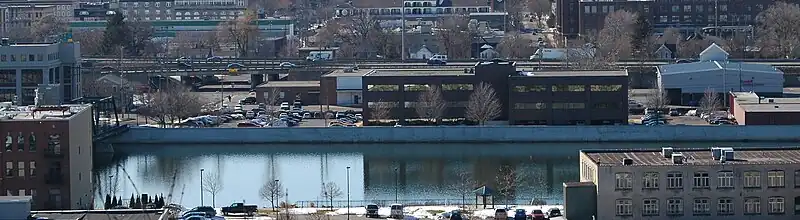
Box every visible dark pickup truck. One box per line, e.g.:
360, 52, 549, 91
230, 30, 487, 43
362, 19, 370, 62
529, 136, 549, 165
221, 202, 258, 216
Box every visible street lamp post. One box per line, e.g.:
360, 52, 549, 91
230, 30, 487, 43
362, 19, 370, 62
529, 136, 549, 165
273, 179, 279, 211
346, 166, 351, 220
200, 169, 205, 206
394, 168, 398, 203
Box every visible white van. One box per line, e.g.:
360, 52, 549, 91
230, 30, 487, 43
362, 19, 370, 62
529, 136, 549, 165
390, 204, 404, 219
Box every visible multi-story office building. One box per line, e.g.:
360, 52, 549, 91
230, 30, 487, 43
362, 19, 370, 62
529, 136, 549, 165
359, 61, 629, 124
335, 0, 492, 20
0, 40, 82, 105
576, 147, 800, 219
0, 0, 74, 33
556, 0, 773, 37
0, 103, 94, 210
117, 0, 246, 21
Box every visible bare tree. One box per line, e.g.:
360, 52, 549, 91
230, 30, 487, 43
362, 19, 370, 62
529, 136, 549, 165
453, 170, 477, 208
465, 82, 502, 125
31, 15, 67, 42
201, 171, 224, 207
677, 38, 713, 58
369, 99, 393, 124
755, 2, 800, 58
496, 32, 534, 59
320, 182, 342, 210
699, 88, 721, 114
263, 88, 281, 113
596, 10, 636, 63
218, 10, 259, 57
260, 180, 285, 211
308, 210, 330, 220
126, 19, 156, 56
644, 84, 670, 110
496, 165, 525, 208
526, 0, 552, 28
415, 85, 447, 124
139, 84, 204, 126
73, 30, 106, 56
437, 16, 473, 59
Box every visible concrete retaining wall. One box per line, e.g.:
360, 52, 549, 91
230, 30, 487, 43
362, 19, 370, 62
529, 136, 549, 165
110, 125, 800, 144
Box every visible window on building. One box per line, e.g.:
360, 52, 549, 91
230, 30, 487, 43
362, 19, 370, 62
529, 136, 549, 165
29, 133, 36, 152
643, 198, 659, 216
717, 171, 733, 188
693, 198, 710, 215
693, 171, 710, 188
441, 84, 473, 91
744, 171, 761, 188
667, 172, 683, 189
795, 170, 800, 188
590, 85, 622, 91
551, 103, 585, 109
552, 85, 585, 92
5, 132, 11, 152
768, 197, 784, 214
512, 85, 546, 92
667, 198, 683, 215
5, 161, 12, 177
513, 103, 547, 109
718, 198, 733, 215
744, 197, 760, 215
615, 172, 632, 190
29, 161, 36, 177
616, 199, 632, 216
767, 170, 785, 188
643, 172, 659, 189
367, 85, 399, 91
17, 162, 24, 177
47, 134, 61, 154
683, 5, 691, 12
403, 84, 430, 91
17, 132, 23, 151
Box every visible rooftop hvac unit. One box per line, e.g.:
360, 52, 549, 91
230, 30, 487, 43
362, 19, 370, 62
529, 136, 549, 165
621, 158, 633, 166
723, 148, 735, 160
671, 153, 684, 164
343, 68, 354, 73
35, 84, 63, 107
711, 147, 723, 160
661, 147, 674, 158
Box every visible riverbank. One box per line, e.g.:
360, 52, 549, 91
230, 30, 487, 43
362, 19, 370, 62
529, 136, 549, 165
109, 125, 800, 144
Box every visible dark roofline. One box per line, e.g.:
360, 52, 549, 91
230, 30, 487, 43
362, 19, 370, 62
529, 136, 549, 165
581, 146, 800, 154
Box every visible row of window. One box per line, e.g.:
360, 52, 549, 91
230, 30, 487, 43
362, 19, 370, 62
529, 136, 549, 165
615, 197, 791, 216
658, 14, 751, 23
338, 7, 490, 17
366, 101, 474, 108
367, 84, 475, 92
513, 84, 622, 92
0, 53, 59, 62
122, 0, 244, 8
615, 170, 798, 190
0, 68, 72, 85
514, 102, 620, 110
4, 133, 61, 154
123, 9, 244, 16
4, 161, 36, 177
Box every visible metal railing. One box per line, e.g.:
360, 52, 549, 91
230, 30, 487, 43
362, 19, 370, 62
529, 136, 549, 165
290, 198, 560, 208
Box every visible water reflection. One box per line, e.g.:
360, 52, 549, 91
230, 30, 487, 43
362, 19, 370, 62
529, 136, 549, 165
96, 142, 793, 208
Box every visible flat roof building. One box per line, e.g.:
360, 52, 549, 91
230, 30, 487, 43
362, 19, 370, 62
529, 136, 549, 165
729, 91, 800, 125
254, 80, 321, 105
321, 68, 371, 107
576, 147, 800, 219
657, 44, 784, 105
0, 103, 94, 210
0, 41, 82, 105
359, 61, 629, 125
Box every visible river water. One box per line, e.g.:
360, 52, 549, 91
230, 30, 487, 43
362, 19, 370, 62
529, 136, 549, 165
94, 142, 794, 208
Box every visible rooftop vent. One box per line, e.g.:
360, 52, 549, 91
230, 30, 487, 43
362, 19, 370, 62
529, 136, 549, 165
661, 147, 674, 158
342, 68, 354, 73
711, 147, 723, 160
768, 99, 774, 103
621, 158, 633, 166
671, 153, 684, 164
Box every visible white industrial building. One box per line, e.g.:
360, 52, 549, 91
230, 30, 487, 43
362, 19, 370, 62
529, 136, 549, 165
656, 44, 784, 105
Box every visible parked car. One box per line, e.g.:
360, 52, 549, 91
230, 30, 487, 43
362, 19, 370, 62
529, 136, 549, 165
513, 209, 527, 220
365, 204, 380, 218
449, 210, 464, 220
494, 209, 508, 220
178, 62, 193, 68
221, 202, 258, 216
187, 206, 217, 216
280, 62, 297, 67
390, 204, 404, 219
176, 57, 192, 63
529, 209, 546, 220
546, 208, 562, 218
669, 108, 681, 116
239, 97, 257, 105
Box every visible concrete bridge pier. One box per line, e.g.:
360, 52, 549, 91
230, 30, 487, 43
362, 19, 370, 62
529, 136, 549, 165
251, 73, 264, 89
545, 159, 554, 194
